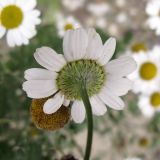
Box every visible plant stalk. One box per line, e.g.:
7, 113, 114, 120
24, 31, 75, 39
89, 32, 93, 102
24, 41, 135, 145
80, 83, 93, 160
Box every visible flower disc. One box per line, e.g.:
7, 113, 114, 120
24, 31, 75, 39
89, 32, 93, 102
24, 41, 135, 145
56, 59, 106, 100
1, 5, 23, 29
31, 97, 71, 131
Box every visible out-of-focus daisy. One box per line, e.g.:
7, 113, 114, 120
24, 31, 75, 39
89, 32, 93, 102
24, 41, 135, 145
124, 158, 142, 160
116, 0, 126, 8
116, 12, 128, 24
87, 2, 110, 17
62, 0, 85, 11
0, 0, 41, 47
86, 2, 109, 29
128, 46, 160, 94
146, 0, 160, 35
131, 42, 147, 53
56, 14, 81, 37
86, 15, 107, 29
138, 89, 160, 118
23, 28, 136, 123
138, 136, 150, 147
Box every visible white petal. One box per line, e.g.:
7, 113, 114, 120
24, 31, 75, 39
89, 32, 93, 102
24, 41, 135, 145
43, 93, 64, 114
85, 28, 103, 60
98, 37, 116, 65
0, 25, 6, 38
6, 28, 30, 47
63, 30, 74, 61
34, 47, 66, 71
146, 1, 160, 16
22, 80, 57, 98
16, 0, 37, 11
24, 68, 57, 80
25, 89, 56, 99
98, 88, 125, 110
63, 28, 88, 61
6, 30, 16, 47
105, 77, 133, 96
0, 0, 14, 6
24, 10, 41, 25
71, 101, 86, 123
19, 24, 36, 39
90, 96, 107, 116
106, 56, 137, 77
63, 99, 70, 107
11, 29, 23, 46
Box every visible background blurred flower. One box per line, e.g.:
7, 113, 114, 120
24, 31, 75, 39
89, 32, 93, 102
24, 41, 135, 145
138, 90, 160, 118
0, 0, 41, 47
87, 2, 110, 17
86, 1, 110, 29
128, 46, 160, 94
146, 0, 160, 35
56, 14, 81, 37
124, 157, 142, 160
62, 0, 85, 11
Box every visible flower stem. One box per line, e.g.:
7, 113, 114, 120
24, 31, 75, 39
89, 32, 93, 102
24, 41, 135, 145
80, 83, 93, 160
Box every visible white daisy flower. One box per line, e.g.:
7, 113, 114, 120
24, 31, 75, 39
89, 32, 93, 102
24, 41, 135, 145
56, 14, 81, 37
146, 0, 160, 35
62, 0, 85, 11
138, 90, 160, 118
0, 0, 41, 47
22, 28, 136, 123
128, 46, 160, 94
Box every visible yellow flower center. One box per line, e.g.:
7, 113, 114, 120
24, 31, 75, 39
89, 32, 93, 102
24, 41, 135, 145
131, 42, 147, 53
139, 137, 149, 147
139, 62, 157, 80
64, 23, 74, 31
150, 92, 160, 108
0, 5, 23, 29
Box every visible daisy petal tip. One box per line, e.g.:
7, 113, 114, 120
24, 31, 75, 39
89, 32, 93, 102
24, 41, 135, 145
73, 118, 84, 124
108, 37, 116, 45
43, 100, 55, 114
43, 106, 52, 114
22, 81, 27, 91
117, 103, 125, 110
128, 56, 137, 73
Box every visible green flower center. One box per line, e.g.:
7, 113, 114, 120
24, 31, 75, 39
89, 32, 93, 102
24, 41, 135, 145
0, 5, 23, 29
150, 92, 160, 108
139, 62, 157, 80
64, 23, 74, 31
56, 59, 106, 100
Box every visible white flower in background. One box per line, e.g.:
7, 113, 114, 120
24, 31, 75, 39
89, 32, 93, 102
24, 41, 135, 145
56, 14, 81, 37
0, 0, 41, 47
87, 2, 110, 17
124, 157, 142, 160
138, 90, 160, 118
128, 46, 160, 94
87, 2, 109, 29
62, 0, 85, 11
116, 12, 128, 24
23, 28, 136, 123
86, 15, 107, 29
146, 0, 160, 35
116, 0, 126, 8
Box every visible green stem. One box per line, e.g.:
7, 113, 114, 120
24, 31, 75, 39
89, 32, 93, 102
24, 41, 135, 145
80, 83, 93, 160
